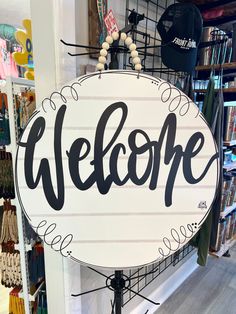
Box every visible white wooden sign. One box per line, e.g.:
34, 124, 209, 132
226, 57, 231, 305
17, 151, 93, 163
15, 70, 219, 268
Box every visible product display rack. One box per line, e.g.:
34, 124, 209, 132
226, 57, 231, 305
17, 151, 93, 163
220, 204, 236, 218
123, 0, 181, 82
209, 236, 236, 258
3, 76, 35, 314
194, 87, 236, 93
196, 62, 236, 72
194, 87, 236, 256
190, 12, 236, 258
122, 244, 195, 306
223, 161, 236, 171
224, 140, 236, 146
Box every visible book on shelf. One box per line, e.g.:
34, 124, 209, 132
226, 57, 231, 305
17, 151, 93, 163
224, 106, 236, 142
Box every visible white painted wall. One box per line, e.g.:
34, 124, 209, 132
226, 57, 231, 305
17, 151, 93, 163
30, 1, 79, 314
0, 0, 30, 28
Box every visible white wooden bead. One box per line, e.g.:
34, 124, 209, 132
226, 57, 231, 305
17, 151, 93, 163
120, 32, 127, 41
97, 63, 104, 70
133, 57, 141, 65
125, 37, 132, 46
112, 31, 119, 41
98, 56, 106, 64
131, 50, 138, 58
102, 42, 109, 50
129, 43, 137, 51
106, 35, 113, 44
100, 49, 108, 57
135, 63, 142, 71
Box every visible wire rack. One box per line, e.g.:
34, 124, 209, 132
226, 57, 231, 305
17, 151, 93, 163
123, 0, 180, 83
122, 244, 194, 306
120, 0, 195, 306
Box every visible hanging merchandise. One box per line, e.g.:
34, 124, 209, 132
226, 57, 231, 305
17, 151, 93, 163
182, 75, 194, 101
157, 3, 203, 73
0, 248, 22, 288
0, 150, 15, 199
0, 200, 18, 244
28, 242, 45, 285
191, 75, 224, 265
13, 19, 34, 80
0, 200, 21, 288
9, 287, 25, 314
0, 93, 11, 146
88, 0, 108, 59
0, 24, 17, 43
32, 287, 47, 314
0, 38, 19, 79
14, 89, 36, 138
96, 0, 107, 45
223, 106, 236, 142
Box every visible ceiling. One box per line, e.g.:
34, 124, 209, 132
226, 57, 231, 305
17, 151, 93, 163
0, 0, 30, 29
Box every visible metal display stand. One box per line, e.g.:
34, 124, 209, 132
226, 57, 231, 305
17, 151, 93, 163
72, 269, 160, 314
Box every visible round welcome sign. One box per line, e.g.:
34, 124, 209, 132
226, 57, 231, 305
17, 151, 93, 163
15, 70, 219, 268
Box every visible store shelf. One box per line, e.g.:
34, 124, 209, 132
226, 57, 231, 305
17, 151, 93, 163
209, 236, 236, 258
179, 0, 236, 26
194, 87, 236, 93
14, 243, 32, 252
196, 62, 236, 72
224, 140, 236, 146
6, 76, 35, 314
220, 204, 236, 218
224, 101, 236, 107
223, 161, 236, 171
194, 88, 236, 101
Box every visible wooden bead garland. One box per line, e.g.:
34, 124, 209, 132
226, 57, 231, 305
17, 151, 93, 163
96, 32, 142, 72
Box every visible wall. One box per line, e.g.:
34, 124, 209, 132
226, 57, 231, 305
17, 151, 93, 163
0, 0, 30, 28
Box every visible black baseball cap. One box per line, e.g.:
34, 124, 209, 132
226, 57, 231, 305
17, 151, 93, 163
157, 3, 203, 73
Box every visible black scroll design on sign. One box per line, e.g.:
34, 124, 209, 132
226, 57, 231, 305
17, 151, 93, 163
158, 82, 200, 118
41, 82, 81, 113
157, 224, 195, 259
32, 220, 73, 258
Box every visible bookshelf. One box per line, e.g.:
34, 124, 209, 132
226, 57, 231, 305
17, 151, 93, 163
194, 60, 236, 259
195, 62, 236, 72
224, 140, 236, 146
223, 161, 236, 171
194, 87, 236, 94
220, 204, 236, 219
209, 236, 236, 258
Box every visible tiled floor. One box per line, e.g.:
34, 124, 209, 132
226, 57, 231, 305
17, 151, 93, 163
155, 244, 236, 314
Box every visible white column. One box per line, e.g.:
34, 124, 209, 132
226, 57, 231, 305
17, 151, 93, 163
30, 1, 80, 313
